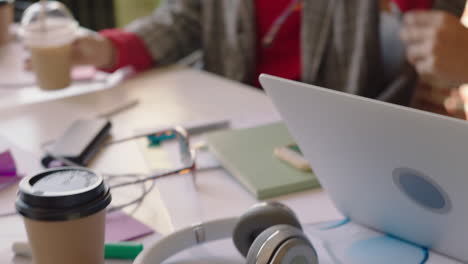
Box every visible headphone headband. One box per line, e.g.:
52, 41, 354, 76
133, 217, 238, 264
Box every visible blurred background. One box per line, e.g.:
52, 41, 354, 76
13, 0, 160, 30
11, 0, 468, 34
8, 0, 468, 119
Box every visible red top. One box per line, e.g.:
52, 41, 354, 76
99, 0, 301, 86
99, 29, 153, 73
392, 0, 433, 12
100, 0, 432, 86
253, 0, 301, 87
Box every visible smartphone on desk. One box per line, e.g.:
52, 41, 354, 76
42, 118, 112, 167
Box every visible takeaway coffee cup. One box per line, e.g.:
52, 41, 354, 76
0, 0, 14, 46
20, 1, 78, 90
16, 167, 112, 264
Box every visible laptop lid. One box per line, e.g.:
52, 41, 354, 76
260, 74, 468, 262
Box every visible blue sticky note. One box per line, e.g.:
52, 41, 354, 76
346, 236, 427, 264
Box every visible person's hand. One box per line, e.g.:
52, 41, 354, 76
24, 30, 116, 70
444, 85, 468, 119
401, 11, 468, 87
410, 82, 462, 118
71, 31, 116, 69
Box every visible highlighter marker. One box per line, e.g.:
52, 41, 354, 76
12, 241, 143, 260
105, 242, 143, 260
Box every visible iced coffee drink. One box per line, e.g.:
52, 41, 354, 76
21, 1, 78, 90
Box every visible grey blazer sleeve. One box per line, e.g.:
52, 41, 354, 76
125, 0, 202, 66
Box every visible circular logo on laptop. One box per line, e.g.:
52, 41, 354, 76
393, 168, 451, 214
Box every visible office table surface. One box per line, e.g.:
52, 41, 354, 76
0, 67, 340, 263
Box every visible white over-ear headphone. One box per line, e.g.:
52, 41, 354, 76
134, 202, 318, 264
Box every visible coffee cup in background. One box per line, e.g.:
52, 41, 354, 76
16, 168, 112, 264
0, 0, 14, 46
20, 1, 78, 90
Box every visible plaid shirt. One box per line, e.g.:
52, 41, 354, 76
126, 0, 465, 105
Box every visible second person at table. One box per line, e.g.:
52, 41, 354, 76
71, 0, 465, 106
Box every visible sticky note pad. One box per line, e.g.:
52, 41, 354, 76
205, 122, 320, 199
105, 211, 154, 242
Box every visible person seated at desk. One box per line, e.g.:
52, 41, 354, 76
402, 10, 468, 86
401, 9, 468, 118
70, 0, 465, 106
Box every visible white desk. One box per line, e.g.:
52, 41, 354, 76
0, 67, 340, 263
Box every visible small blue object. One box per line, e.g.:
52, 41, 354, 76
317, 218, 350, 230
147, 135, 162, 147
346, 235, 428, 264
147, 133, 176, 147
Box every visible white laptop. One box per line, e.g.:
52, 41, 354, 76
260, 74, 468, 262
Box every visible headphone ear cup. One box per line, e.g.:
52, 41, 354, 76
245, 225, 316, 264
233, 202, 301, 257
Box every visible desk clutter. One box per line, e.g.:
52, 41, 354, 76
2, 111, 461, 263
0, 136, 154, 263
137, 121, 321, 199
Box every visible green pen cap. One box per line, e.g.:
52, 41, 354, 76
105, 243, 144, 260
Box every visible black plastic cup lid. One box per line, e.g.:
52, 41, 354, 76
16, 167, 111, 221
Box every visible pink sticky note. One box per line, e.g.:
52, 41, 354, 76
105, 211, 155, 242
0, 150, 17, 177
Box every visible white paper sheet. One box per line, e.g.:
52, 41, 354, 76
0, 67, 131, 110
0, 38, 132, 109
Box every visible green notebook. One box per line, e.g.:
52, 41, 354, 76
204, 122, 320, 199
